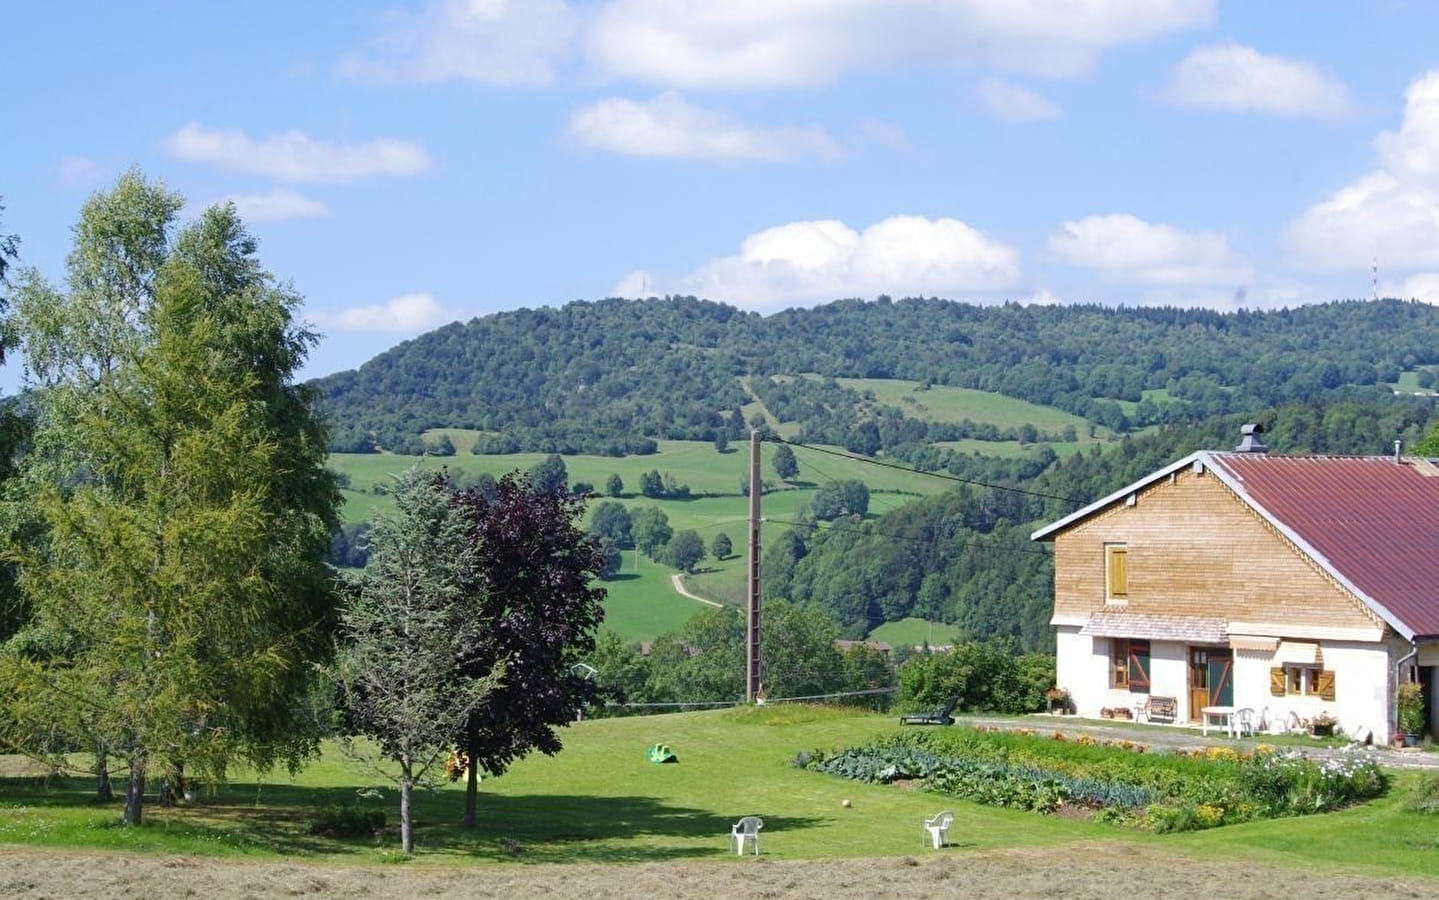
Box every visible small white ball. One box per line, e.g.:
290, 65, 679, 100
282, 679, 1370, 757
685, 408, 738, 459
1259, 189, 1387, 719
841, 799, 852, 808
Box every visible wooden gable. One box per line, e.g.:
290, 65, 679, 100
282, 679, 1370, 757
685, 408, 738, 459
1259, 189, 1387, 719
1050, 465, 1380, 634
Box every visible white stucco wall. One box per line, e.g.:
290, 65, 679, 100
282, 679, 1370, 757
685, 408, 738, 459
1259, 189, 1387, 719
1056, 630, 1396, 741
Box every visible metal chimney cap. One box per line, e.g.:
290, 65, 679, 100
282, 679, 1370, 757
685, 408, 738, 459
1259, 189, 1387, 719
1235, 422, 1269, 454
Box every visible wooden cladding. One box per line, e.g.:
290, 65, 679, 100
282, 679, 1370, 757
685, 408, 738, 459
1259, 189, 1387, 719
1051, 470, 1378, 632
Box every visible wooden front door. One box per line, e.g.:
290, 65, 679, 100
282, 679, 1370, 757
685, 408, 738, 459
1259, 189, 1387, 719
1188, 647, 1233, 721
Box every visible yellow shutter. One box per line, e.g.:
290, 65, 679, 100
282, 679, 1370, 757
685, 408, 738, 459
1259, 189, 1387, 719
1108, 547, 1128, 597
1317, 669, 1336, 701
1269, 667, 1286, 696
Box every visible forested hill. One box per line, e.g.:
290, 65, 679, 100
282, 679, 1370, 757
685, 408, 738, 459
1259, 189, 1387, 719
313, 296, 1439, 454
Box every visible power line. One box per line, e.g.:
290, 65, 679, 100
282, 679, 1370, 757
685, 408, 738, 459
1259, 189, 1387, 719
771, 435, 1088, 506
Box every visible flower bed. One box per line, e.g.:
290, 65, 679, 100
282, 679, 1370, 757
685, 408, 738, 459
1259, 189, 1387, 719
799, 727, 1386, 831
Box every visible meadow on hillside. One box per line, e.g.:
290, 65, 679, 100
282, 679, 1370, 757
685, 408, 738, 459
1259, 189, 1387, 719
329, 439, 956, 640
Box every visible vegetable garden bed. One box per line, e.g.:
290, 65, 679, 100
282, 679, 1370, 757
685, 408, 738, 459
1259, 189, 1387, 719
799, 726, 1386, 832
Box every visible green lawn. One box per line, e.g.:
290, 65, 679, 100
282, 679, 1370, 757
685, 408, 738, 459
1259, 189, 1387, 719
867, 617, 960, 649
600, 553, 713, 641
4, 708, 1439, 879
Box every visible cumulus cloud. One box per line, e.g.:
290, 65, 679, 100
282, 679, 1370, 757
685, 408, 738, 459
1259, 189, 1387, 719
162, 123, 431, 183
568, 93, 842, 162
974, 78, 1061, 122
222, 189, 330, 223
320, 293, 452, 332
664, 216, 1019, 310
587, 0, 1214, 88
1048, 214, 1252, 285
1402, 273, 1439, 304
1163, 43, 1352, 119
340, 0, 576, 85
1285, 71, 1439, 271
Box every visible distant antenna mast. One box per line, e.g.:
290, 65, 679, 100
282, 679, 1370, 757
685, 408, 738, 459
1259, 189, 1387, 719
1373, 256, 1379, 301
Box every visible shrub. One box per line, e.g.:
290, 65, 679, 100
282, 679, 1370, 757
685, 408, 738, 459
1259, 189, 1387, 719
308, 804, 385, 837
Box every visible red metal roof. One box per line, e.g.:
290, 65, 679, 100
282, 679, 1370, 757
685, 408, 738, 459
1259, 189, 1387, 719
1206, 453, 1439, 639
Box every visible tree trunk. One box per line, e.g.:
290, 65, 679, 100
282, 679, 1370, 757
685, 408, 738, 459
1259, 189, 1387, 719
399, 763, 414, 855
463, 725, 479, 827
123, 753, 146, 826
96, 750, 113, 802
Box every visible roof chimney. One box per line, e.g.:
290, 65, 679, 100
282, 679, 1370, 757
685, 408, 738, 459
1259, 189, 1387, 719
1235, 423, 1268, 454
1395, 439, 1403, 464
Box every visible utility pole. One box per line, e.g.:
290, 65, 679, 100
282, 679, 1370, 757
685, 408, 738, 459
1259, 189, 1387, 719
746, 429, 763, 702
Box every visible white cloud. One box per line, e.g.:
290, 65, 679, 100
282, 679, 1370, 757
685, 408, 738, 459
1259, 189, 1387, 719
340, 0, 576, 85
1163, 43, 1352, 119
1401, 273, 1439, 304
222, 189, 330, 223
162, 122, 431, 184
320, 293, 452, 332
568, 93, 842, 162
671, 215, 1020, 310
974, 78, 1061, 122
1376, 71, 1439, 189
588, 0, 1214, 89
1048, 213, 1252, 285
1285, 71, 1439, 271
59, 155, 106, 189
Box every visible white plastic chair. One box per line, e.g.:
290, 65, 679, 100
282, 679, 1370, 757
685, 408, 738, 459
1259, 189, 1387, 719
923, 810, 953, 849
731, 816, 763, 855
1229, 707, 1256, 738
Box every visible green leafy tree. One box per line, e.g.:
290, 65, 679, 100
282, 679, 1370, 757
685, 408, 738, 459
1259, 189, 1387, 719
588, 500, 633, 548
713, 431, 728, 453
584, 630, 651, 713
711, 532, 733, 560
0, 196, 18, 299
2, 174, 340, 825
639, 469, 664, 498
666, 529, 706, 573
760, 600, 843, 699
645, 605, 744, 704
631, 506, 672, 557
809, 479, 869, 520
528, 454, 568, 494
773, 442, 799, 481
426, 433, 456, 456
605, 472, 624, 497
332, 469, 501, 855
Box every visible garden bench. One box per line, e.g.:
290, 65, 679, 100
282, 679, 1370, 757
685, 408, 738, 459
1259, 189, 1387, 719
1136, 695, 1177, 724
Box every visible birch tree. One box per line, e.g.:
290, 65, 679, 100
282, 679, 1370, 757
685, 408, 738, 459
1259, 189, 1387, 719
0, 172, 339, 825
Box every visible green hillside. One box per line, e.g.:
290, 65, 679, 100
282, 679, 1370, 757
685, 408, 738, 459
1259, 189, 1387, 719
329, 439, 955, 641
313, 296, 1439, 459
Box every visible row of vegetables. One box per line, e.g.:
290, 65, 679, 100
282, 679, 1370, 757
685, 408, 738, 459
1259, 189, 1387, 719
798, 727, 1386, 832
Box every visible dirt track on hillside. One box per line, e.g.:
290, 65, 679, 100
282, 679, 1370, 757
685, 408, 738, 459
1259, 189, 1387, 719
3, 842, 1434, 899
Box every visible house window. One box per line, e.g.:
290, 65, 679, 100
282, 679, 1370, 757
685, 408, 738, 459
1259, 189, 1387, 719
1270, 666, 1336, 700
1111, 638, 1150, 692
1105, 544, 1129, 603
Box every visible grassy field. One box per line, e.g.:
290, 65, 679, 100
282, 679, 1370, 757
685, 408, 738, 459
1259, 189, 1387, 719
329, 441, 949, 642
4, 707, 1439, 897
833, 377, 1099, 435
867, 618, 961, 649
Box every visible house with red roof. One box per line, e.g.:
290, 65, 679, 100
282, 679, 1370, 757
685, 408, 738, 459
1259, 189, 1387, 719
1031, 425, 1439, 744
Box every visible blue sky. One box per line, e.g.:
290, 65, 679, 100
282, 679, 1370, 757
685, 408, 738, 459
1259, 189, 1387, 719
5, 1, 1439, 382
